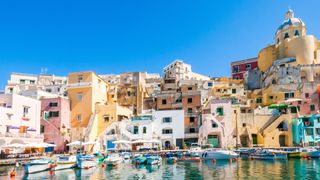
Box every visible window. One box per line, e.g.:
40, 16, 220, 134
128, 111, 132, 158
187, 108, 193, 113
235, 76, 240, 80
189, 128, 196, 133
6, 113, 12, 120
233, 65, 239, 73
284, 92, 294, 99
49, 102, 58, 107
46, 89, 52, 93
77, 93, 83, 101
77, 114, 82, 121
316, 128, 320, 135
30, 80, 35, 84
190, 117, 195, 123
133, 126, 139, 134
162, 129, 173, 134
78, 75, 83, 82
269, 96, 274, 100
23, 106, 29, 117
143, 127, 147, 134
162, 99, 167, 105
208, 82, 213, 87
306, 128, 314, 136
212, 121, 218, 128
40, 126, 45, 133
127, 91, 131, 96
310, 105, 315, 111
216, 107, 224, 116
277, 38, 280, 44
187, 98, 192, 103
298, 101, 302, 105
294, 30, 300, 36
188, 87, 192, 91
243, 123, 246, 127
256, 98, 262, 104
163, 117, 172, 123
9, 88, 13, 93
290, 107, 297, 113
305, 93, 309, 98
20, 79, 25, 84
297, 106, 300, 111
104, 115, 110, 122
49, 111, 59, 118
245, 64, 251, 70
284, 33, 289, 39
232, 89, 236, 94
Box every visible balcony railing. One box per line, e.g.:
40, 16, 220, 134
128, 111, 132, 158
66, 82, 92, 89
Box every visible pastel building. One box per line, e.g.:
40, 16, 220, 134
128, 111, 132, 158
40, 96, 70, 152
231, 57, 258, 80
292, 114, 320, 146
0, 94, 43, 146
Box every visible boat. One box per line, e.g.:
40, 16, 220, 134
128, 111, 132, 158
267, 149, 288, 159
92, 152, 105, 163
146, 155, 162, 165
200, 150, 238, 160
176, 157, 201, 163
188, 143, 202, 157
250, 151, 276, 160
167, 157, 177, 164
55, 155, 77, 171
104, 154, 123, 166
301, 148, 320, 158
132, 155, 147, 165
121, 152, 131, 160
76, 155, 96, 169
24, 159, 54, 174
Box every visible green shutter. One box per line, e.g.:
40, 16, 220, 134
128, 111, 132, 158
43, 111, 48, 121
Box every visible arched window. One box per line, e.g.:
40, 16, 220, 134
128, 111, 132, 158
277, 38, 280, 44
284, 33, 289, 39
295, 30, 300, 36
212, 121, 218, 128
143, 127, 147, 134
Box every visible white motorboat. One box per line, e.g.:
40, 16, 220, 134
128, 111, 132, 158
55, 155, 77, 171
24, 159, 53, 174
104, 154, 123, 166
200, 150, 238, 160
189, 143, 203, 157
76, 155, 96, 169
121, 152, 131, 160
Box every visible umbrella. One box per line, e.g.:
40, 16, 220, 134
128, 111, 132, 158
113, 140, 131, 144
132, 139, 149, 144
66, 141, 83, 146
268, 103, 288, 110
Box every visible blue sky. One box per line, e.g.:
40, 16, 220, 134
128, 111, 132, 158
1, 0, 320, 88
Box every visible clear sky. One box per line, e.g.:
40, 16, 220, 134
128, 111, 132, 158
1, 0, 320, 88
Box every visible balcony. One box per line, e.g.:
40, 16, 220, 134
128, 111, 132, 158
66, 82, 92, 89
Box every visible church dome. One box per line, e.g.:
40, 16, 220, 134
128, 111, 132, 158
275, 9, 305, 35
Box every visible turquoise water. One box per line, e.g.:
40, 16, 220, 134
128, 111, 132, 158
1, 159, 320, 179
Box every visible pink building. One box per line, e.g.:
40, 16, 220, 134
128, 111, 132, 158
40, 96, 70, 152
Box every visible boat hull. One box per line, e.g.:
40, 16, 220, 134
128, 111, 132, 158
77, 160, 96, 169
55, 162, 77, 171
24, 164, 52, 174
177, 157, 201, 163
251, 155, 275, 160
201, 151, 238, 160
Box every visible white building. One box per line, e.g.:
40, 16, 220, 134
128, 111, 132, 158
5, 73, 67, 96
0, 94, 43, 147
163, 59, 210, 81
101, 109, 185, 150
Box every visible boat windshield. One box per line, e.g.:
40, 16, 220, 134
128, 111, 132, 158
58, 156, 69, 161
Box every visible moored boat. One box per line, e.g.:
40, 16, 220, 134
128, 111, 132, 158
104, 154, 123, 166
250, 152, 275, 160
24, 159, 54, 174
176, 157, 201, 163
55, 155, 77, 171
146, 155, 162, 165
76, 155, 96, 169
92, 152, 105, 163
132, 155, 147, 165
200, 150, 238, 160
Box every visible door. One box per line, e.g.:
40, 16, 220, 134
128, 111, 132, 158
107, 140, 115, 149
176, 139, 183, 149
279, 135, 286, 147
252, 134, 258, 145
208, 135, 219, 148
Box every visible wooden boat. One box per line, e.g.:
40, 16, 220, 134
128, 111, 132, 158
55, 155, 77, 171
166, 157, 177, 164
104, 154, 123, 166
76, 155, 96, 169
132, 155, 147, 165
23, 159, 53, 174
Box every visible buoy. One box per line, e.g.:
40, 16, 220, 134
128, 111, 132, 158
49, 164, 53, 169
85, 166, 89, 169
10, 170, 16, 177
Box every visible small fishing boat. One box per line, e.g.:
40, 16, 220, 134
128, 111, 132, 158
24, 159, 54, 174
92, 152, 105, 163
76, 155, 96, 169
166, 157, 177, 164
146, 155, 162, 165
55, 155, 77, 171
250, 150, 275, 160
301, 148, 320, 158
104, 154, 123, 166
200, 150, 238, 160
132, 155, 147, 165
177, 157, 201, 163
189, 143, 202, 157
121, 152, 131, 160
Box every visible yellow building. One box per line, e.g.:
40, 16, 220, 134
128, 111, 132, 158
258, 9, 320, 81
67, 71, 109, 142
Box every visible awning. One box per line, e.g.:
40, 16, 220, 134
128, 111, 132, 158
7, 125, 19, 129
268, 103, 288, 110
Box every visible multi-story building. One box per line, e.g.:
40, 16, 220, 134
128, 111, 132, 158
40, 96, 70, 152
67, 71, 109, 142
0, 94, 43, 147
231, 58, 258, 80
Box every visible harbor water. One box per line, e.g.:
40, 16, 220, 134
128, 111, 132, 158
1, 158, 320, 179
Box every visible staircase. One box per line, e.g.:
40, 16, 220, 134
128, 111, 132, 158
263, 114, 290, 135
258, 115, 280, 134
84, 113, 97, 141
